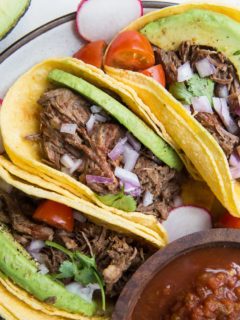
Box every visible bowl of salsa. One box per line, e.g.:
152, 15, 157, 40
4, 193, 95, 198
112, 229, 240, 320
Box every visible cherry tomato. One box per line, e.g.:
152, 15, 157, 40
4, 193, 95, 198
219, 212, 240, 228
73, 40, 106, 68
105, 30, 155, 71
140, 64, 166, 87
33, 200, 74, 232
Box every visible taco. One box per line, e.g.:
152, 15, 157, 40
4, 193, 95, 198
0, 58, 194, 235
104, 3, 240, 216
0, 159, 158, 319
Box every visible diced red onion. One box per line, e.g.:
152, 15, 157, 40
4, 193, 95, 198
65, 282, 100, 302
73, 210, 87, 223
69, 159, 83, 174
38, 263, 49, 275
0, 178, 12, 193
27, 240, 45, 253
94, 114, 107, 122
230, 166, 240, 179
229, 152, 240, 167
177, 61, 193, 82
123, 182, 142, 197
108, 137, 127, 161
60, 154, 75, 169
115, 167, 140, 187
196, 58, 216, 78
90, 105, 102, 113
60, 123, 77, 135
183, 105, 191, 113
123, 144, 139, 171
213, 97, 238, 134
142, 190, 154, 207
86, 175, 114, 184
216, 85, 229, 98
173, 196, 183, 208
0, 99, 3, 105
126, 132, 141, 151
86, 114, 95, 133
192, 96, 213, 113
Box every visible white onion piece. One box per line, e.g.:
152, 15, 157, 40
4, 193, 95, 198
60, 154, 75, 169
69, 159, 83, 174
172, 196, 183, 208
230, 166, 240, 179
66, 282, 100, 302
108, 137, 127, 161
60, 123, 77, 135
123, 144, 139, 171
183, 105, 191, 113
27, 240, 45, 253
229, 153, 240, 167
191, 96, 213, 113
177, 61, 193, 82
216, 85, 229, 98
95, 114, 107, 122
38, 264, 49, 275
73, 210, 87, 223
196, 58, 216, 78
142, 191, 154, 207
126, 132, 141, 151
212, 97, 238, 134
115, 167, 140, 187
86, 114, 95, 133
0, 178, 12, 193
90, 105, 102, 113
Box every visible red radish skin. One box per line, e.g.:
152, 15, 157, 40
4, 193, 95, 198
76, 0, 143, 43
162, 206, 212, 243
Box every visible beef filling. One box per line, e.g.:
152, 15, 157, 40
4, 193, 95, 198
0, 189, 152, 297
37, 88, 182, 220
155, 41, 240, 162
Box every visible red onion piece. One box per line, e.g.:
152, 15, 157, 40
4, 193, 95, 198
177, 61, 193, 82
230, 166, 240, 179
27, 240, 45, 253
213, 97, 238, 134
90, 105, 102, 113
38, 264, 49, 275
126, 132, 141, 151
115, 167, 140, 187
60, 154, 75, 169
123, 182, 142, 197
108, 137, 127, 161
142, 190, 153, 207
65, 282, 100, 302
86, 175, 114, 184
229, 152, 240, 167
216, 84, 229, 98
73, 210, 87, 223
0, 99, 3, 105
60, 123, 77, 135
192, 96, 213, 113
69, 159, 83, 174
196, 58, 216, 78
86, 114, 95, 133
123, 144, 139, 171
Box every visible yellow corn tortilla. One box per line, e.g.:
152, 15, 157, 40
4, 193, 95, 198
0, 57, 181, 240
104, 3, 240, 217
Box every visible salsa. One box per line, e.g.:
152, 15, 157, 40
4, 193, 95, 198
131, 247, 240, 320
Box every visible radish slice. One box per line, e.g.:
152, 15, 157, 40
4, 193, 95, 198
76, 0, 143, 43
162, 206, 212, 242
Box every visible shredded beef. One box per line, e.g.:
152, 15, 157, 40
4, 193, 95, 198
195, 112, 239, 158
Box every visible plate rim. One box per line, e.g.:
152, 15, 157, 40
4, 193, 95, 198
0, 1, 176, 64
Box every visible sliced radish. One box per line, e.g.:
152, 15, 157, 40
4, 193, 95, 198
162, 206, 212, 242
76, 0, 143, 43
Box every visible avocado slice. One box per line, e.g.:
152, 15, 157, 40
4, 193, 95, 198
0, 225, 97, 316
48, 69, 182, 171
0, 0, 31, 40
140, 9, 240, 76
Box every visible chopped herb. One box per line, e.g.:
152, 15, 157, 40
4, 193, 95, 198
233, 50, 240, 56
45, 241, 106, 310
97, 190, 137, 212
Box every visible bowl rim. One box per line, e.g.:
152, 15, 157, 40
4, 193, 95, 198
112, 228, 240, 320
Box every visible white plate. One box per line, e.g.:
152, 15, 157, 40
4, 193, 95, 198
0, 1, 175, 97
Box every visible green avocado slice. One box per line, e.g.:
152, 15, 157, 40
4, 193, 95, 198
140, 9, 240, 77
0, 0, 31, 40
48, 69, 182, 171
0, 225, 97, 316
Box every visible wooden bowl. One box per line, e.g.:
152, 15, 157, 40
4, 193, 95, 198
112, 229, 240, 320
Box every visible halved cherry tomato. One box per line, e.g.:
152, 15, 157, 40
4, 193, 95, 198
33, 200, 74, 232
73, 40, 106, 68
219, 212, 240, 228
105, 30, 155, 71
140, 64, 166, 87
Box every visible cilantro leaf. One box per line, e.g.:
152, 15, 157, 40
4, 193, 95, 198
169, 82, 193, 105
187, 74, 214, 104
56, 261, 76, 279
75, 267, 96, 285
97, 191, 137, 212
